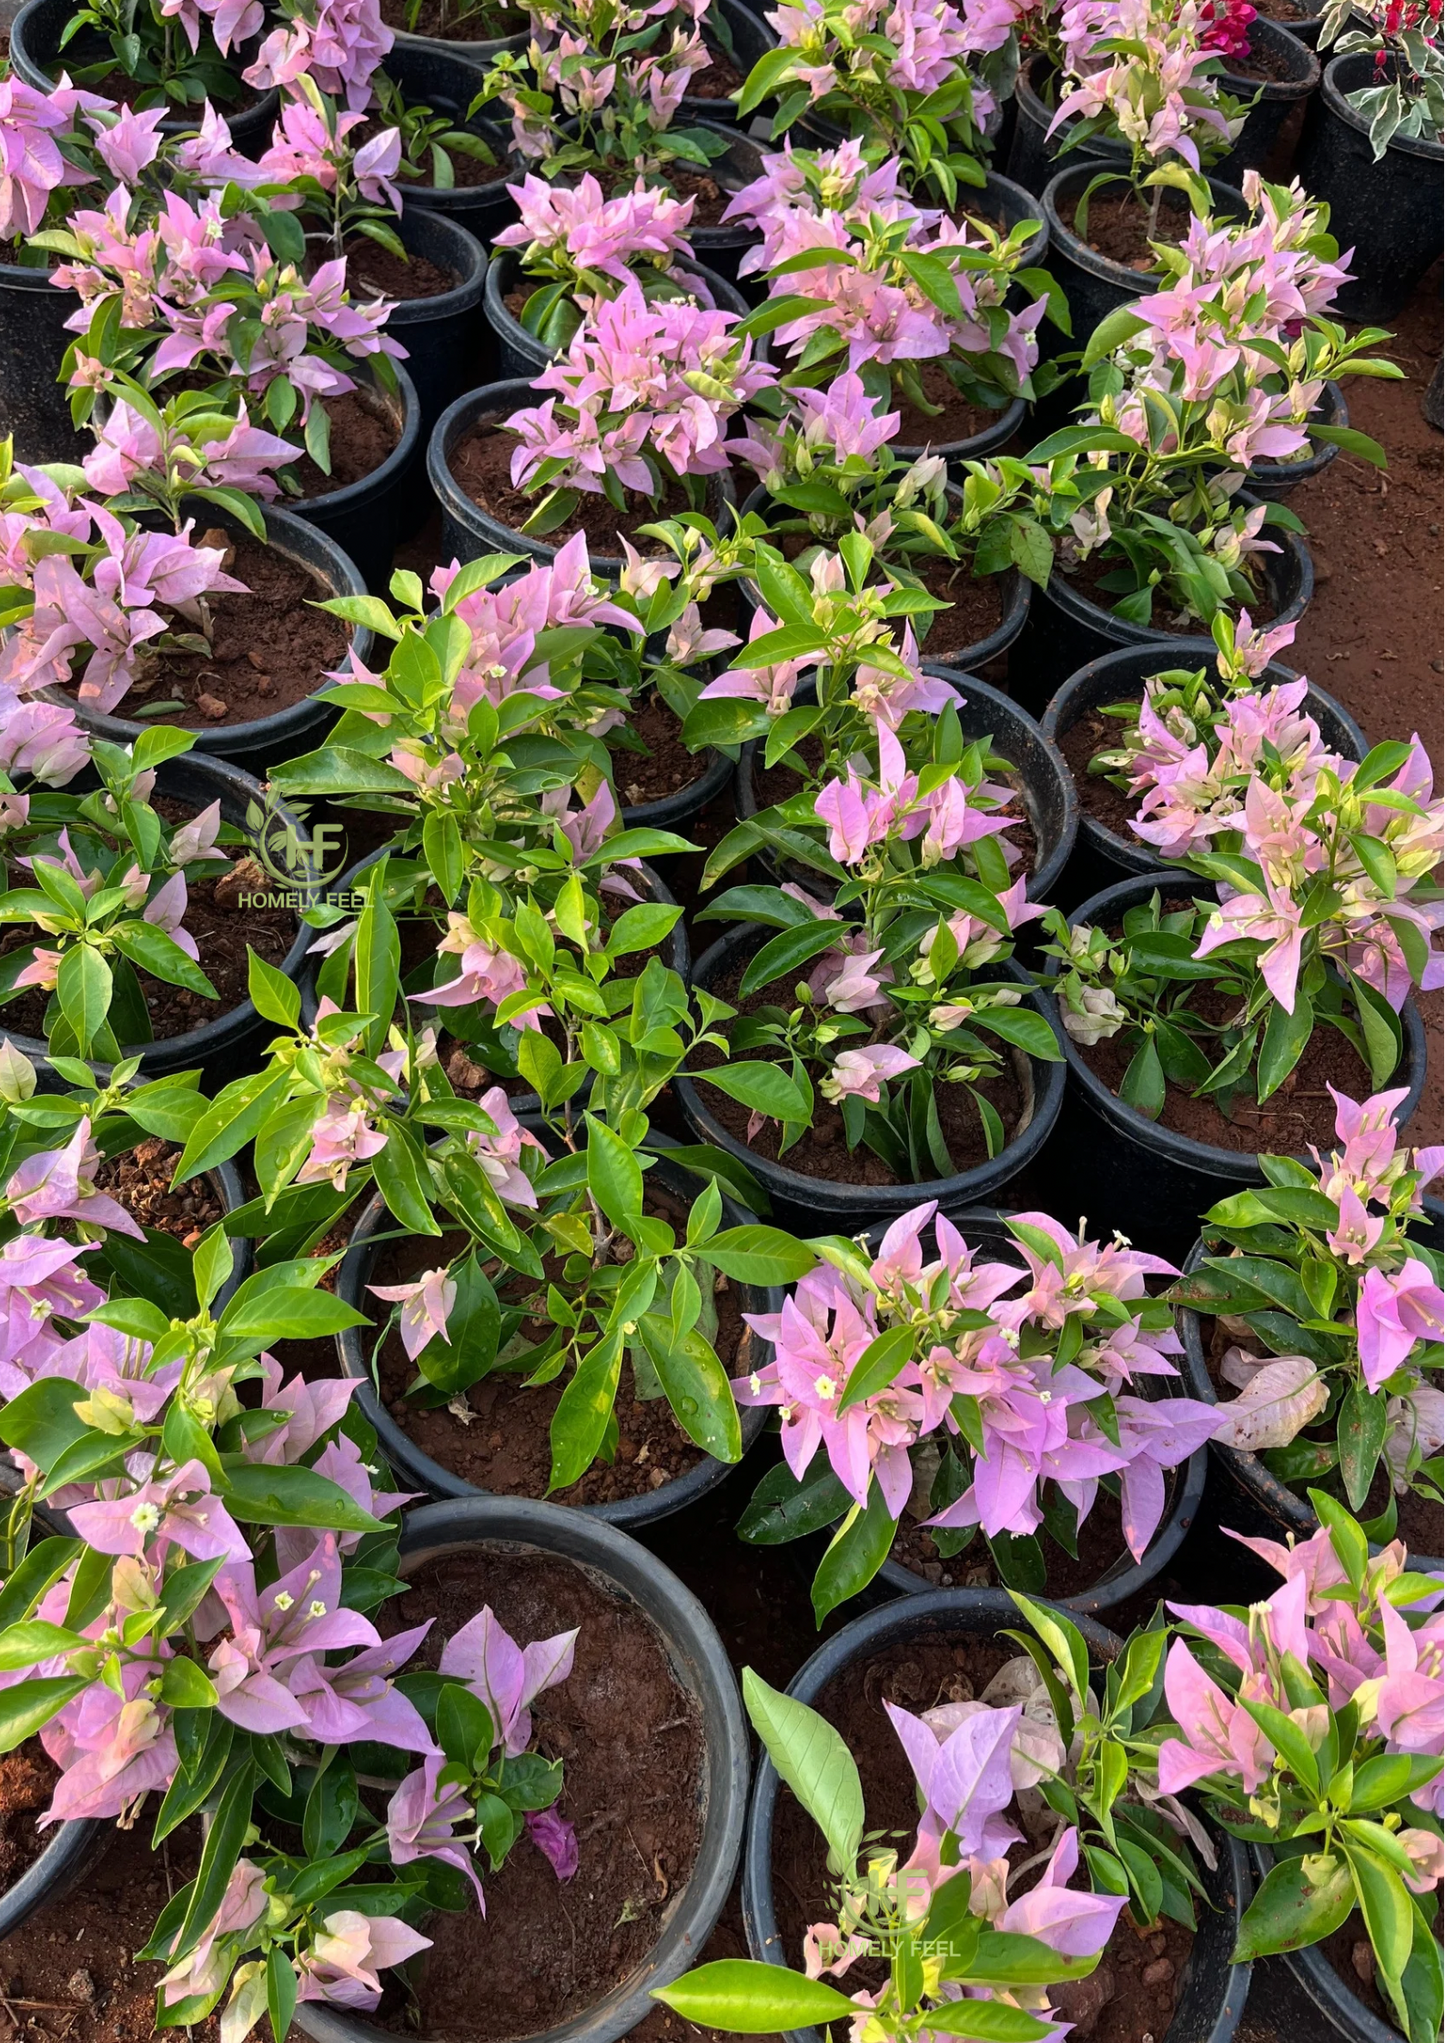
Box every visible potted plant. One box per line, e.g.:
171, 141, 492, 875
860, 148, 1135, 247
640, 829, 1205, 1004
1172, 1082, 1442, 1565
658, 1587, 1252, 2043
732, 1198, 1218, 1622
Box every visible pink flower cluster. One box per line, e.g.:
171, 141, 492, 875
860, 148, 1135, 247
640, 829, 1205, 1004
255, 95, 403, 211
494, 174, 696, 288
506, 282, 775, 500
245, 0, 394, 110
767, 0, 976, 101
1052, 0, 1237, 169
0, 75, 96, 242
737, 1203, 1221, 1563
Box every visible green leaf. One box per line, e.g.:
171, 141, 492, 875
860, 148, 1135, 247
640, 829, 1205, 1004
158, 1657, 219, 1709
737, 1462, 851, 1544
638, 1320, 741, 1463
303, 1755, 359, 1859
0, 1675, 91, 1753
1241, 1698, 1320, 1793
372, 1124, 442, 1237
697, 1061, 810, 1123
811, 1480, 897, 1624
651, 1960, 860, 2030
548, 1331, 623, 1492
219, 1463, 380, 1534
1339, 1380, 1388, 1512
0, 1620, 89, 1671
584, 1113, 643, 1231
739, 920, 846, 997
173, 1759, 255, 1960
0, 1378, 88, 1476
837, 1325, 915, 1413
703, 1225, 816, 1286
422, 809, 464, 906
1346, 1841, 1414, 1986
1233, 1852, 1354, 1960
1258, 989, 1314, 1103
246, 950, 300, 1030
56, 945, 112, 1055
742, 1670, 863, 1873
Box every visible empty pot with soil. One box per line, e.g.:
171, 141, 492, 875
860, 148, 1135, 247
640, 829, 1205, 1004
675, 926, 1066, 1234
39, 496, 373, 779
330, 1145, 784, 1525
482, 250, 750, 381
291, 1495, 749, 2043
286, 361, 426, 593
356, 205, 490, 431
1210, 17, 1321, 182
740, 1588, 1254, 2043
1040, 640, 1366, 908
1006, 491, 1315, 717
428, 379, 738, 575
1034, 871, 1430, 1263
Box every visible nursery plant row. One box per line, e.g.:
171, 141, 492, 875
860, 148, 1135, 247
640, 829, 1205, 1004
0, 0, 1437, 2038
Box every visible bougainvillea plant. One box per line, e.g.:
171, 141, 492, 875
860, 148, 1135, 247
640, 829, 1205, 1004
1318, 0, 1444, 153
57, 0, 264, 111
492, 173, 701, 356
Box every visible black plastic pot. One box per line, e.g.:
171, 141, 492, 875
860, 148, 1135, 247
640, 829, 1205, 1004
40, 497, 371, 780
381, 4, 528, 76
1004, 55, 1128, 195
1294, 52, 1445, 322
330, 1146, 780, 1525
1179, 1215, 1444, 1572
377, 206, 489, 432
10, 0, 278, 149
741, 1589, 1253, 2043
1213, 18, 1321, 182
1040, 164, 1248, 361
1040, 641, 1367, 907
1244, 378, 1349, 499
859, 1208, 1207, 1618
1274, 5, 1327, 46
732, 663, 1076, 904
677, 928, 1065, 1233
382, 46, 527, 243
428, 378, 738, 575
1007, 494, 1315, 718
288, 362, 424, 593
483, 250, 750, 380
0, 754, 321, 1089
0, 264, 81, 464
1036, 870, 1430, 1263
679, 0, 777, 125
0, 1813, 106, 1947
682, 123, 768, 284
293, 1492, 749, 2043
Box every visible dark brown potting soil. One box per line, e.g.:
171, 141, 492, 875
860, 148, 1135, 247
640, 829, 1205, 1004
379, 0, 526, 36
687, 39, 747, 97
891, 1486, 1137, 1598
0, 841, 295, 1044
287, 388, 402, 497
1057, 188, 1196, 271
690, 954, 1028, 1184
380, 1548, 705, 2041
612, 691, 708, 806
893, 360, 1011, 448
84, 529, 350, 731
1060, 703, 1146, 840
0, 1744, 57, 1892
346, 233, 458, 303
94, 1138, 221, 1245
0, 1817, 219, 2043
911, 555, 1007, 658
1250, 0, 1315, 18
448, 419, 698, 555
1321, 1913, 1407, 2031
648, 168, 734, 230
770, 1635, 1188, 2043
1223, 30, 1302, 80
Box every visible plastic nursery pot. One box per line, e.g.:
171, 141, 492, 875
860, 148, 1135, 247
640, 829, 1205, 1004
678, 124, 770, 285
291, 1493, 750, 2043
1040, 164, 1249, 366
0, 1813, 106, 1949
1243, 378, 1349, 501
741, 1589, 1254, 2043
380, 0, 529, 77
37, 496, 372, 781
1040, 640, 1367, 909
428, 378, 738, 575
383, 46, 527, 241
287, 362, 425, 595
9, 0, 278, 150
859, 1207, 1207, 1618
674, 928, 1065, 1234
1003, 54, 1129, 196
617, 723, 735, 835
329, 1147, 781, 1525
1036, 870, 1430, 1265
1177, 1218, 1445, 1573
736, 484, 1033, 675
892, 390, 1029, 472
1294, 52, 1445, 323
377, 206, 490, 433
482, 251, 750, 381
678, 0, 778, 126
0, 754, 321, 1090
1211, 17, 1322, 184
0, 265, 82, 465
1005, 491, 1315, 719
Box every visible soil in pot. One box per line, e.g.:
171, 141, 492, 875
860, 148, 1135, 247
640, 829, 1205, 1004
286, 388, 403, 497
687, 34, 747, 98
611, 690, 709, 807
1224, 33, 1303, 77
1061, 547, 1280, 629
1059, 704, 1146, 840
1057, 185, 1199, 272
94, 1137, 222, 1246
690, 954, 1027, 1185
448, 415, 699, 554
378, 0, 526, 36
888, 1484, 1139, 1598
0, 818, 296, 1043
771, 1633, 1190, 2043
910, 556, 1006, 659
892, 361, 1015, 447
363, 1182, 754, 1502
378, 1546, 705, 2040
65, 528, 351, 731
1251, 0, 1318, 19
0, 1744, 58, 1893
345, 233, 460, 302
0, 1816, 217, 2043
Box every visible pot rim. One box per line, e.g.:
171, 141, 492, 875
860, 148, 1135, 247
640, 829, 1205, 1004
1320, 49, 1445, 160
292, 360, 422, 517
1041, 162, 1250, 292
1215, 14, 1322, 98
